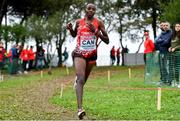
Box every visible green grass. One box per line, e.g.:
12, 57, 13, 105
0, 67, 71, 120
0, 68, 68, 89
51, 66, 180, 120
0, 66, 179, 120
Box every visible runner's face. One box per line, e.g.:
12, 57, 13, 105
85, 4, 96, 18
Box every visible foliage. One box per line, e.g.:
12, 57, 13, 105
0, 0, 85, 25
0, 25, 11, 41
161, 0, 180, 24
21, 0, 85, 66
133, 0, 171, 37
0, 0, 7, 24
7, 0, 53, 22
94, 0, 116, 33
10, 24, 27, 44
0, 23, 27, 44
25, 15, 46, 45
0, 25, 14, 49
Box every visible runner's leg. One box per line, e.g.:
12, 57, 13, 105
74, 57, 86, 110
85, 62, 94, 82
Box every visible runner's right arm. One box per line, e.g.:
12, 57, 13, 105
67, 20, 80, 37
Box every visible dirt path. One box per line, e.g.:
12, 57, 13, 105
0, 73, 80, 120
0, 67, 119, 120
18, 77, 77, 120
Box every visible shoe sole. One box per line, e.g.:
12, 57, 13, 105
78, 111, 86, 120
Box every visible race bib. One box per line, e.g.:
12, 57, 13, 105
79, 34, 97, 51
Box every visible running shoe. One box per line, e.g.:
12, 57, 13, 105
77, 109, 86, 120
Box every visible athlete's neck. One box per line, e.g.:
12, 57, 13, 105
85, 15, 94, 21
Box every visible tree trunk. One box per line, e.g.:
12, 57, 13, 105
57, 43, 62, 67
0, 0, 7, 25
47, 41, 57, 75
5, 40, 7, 50
120, 38, 125, 66
118, 19, 125, 66
121, 49, 125, 66
152, 4, 157, 38
4, 10, 7, 49
36, 40, 40, 49
136, 36, 144, 53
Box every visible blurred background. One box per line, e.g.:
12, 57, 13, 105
0, 0, 179, 67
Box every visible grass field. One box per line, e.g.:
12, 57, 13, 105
0, 66, 180, 120
51, 66, 180, 120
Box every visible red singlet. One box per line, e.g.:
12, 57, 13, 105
74, 17, 99, 59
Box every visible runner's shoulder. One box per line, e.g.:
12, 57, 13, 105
95, 18, 104, 25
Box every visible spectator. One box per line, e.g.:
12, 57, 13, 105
36, 46, 45, 70
20, 45, 29, 73
168, 23, 180, 87
160, 21, 165, 31
0, 41, 6, 73
17, 45, 24, 74
144, 30, 155, 63
62, 47, 69, 62
28, 46, 35, 71
155, 21, 172, 86
123, 46, 129, 53
116, 47, 120, 66
8, 44, 19, 74
143, 30, 155, 76
110, 46, 115, 65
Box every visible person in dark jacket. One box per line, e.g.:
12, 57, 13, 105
110, 46, 115, 65
8, 44, 20, 74
116, 47, 120, 66
155, 21, 172, 86
62, 47, 69, 62
36, 46, 45, 70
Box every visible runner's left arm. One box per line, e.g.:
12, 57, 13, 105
97, 20, 109, 44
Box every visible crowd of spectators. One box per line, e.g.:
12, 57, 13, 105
0, 43, 46, 74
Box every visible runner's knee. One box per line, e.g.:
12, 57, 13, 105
76, 74, 85, 85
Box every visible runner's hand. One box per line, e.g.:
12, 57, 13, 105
67, 23, 73, 30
